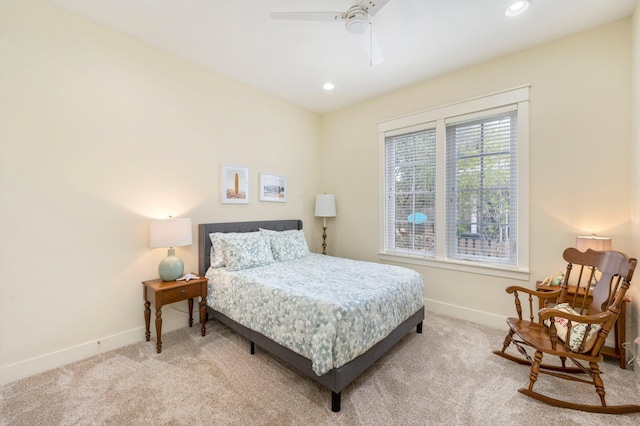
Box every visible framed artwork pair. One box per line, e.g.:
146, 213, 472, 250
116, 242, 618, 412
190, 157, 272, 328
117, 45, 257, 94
221, 164, 287, 204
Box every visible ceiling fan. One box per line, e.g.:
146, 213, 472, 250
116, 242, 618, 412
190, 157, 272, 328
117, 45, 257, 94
269, 0, 392, 66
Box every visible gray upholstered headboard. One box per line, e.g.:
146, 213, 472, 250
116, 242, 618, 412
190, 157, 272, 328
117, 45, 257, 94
198, 219, 303, 276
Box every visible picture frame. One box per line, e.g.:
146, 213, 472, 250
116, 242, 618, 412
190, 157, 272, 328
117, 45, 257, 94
221, 164, 249, 204
259, 173, 287, 202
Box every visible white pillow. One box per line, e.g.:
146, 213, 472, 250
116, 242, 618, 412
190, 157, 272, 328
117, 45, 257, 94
220, 232, 275, 271
545, 303, 602, 353
259, 228, 309, 261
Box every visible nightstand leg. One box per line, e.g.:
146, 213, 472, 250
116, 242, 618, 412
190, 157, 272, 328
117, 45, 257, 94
188, 298, 194, 327
200, 298, 206, 336
155, 308, 162, 353
144, 300, 151, 341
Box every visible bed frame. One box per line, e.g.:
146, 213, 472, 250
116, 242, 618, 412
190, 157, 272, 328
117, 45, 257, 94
198, 219, 424, 412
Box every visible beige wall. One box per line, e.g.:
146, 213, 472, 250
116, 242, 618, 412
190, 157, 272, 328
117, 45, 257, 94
631, 2, 640, 378
0, 0, 320, 383
321, 20, 634, 327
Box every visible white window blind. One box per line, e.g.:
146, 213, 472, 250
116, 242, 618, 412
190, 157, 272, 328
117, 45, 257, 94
445, 110, 518, 265
384, 127, 437, 256
379, 86, 529, 277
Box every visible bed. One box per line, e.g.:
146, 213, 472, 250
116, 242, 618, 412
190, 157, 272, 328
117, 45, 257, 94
198, 219, 425, 412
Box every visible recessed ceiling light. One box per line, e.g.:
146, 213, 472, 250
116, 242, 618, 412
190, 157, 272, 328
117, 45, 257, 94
323, 82, 335, 91
505, 0, 531, 17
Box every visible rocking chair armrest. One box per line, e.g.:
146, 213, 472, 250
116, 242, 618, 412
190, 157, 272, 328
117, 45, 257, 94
505, 285, 561, 300
538, 308, 611, 325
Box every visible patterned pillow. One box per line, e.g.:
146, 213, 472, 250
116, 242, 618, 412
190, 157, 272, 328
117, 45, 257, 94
259, 229, 310, 261
546, 303, 601, 353
208, 232, 227, 268
220, 232, 275, 271
210, 231, 269, 268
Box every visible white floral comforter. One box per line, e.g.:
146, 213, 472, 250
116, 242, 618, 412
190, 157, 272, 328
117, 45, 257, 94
205, 254, 424, 376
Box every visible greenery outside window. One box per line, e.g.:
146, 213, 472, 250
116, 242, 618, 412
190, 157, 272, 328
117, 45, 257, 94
378, 86, 529, 278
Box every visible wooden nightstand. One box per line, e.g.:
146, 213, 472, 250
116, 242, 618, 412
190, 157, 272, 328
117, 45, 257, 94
142, 275, 208, 353
536, 281, 630, 369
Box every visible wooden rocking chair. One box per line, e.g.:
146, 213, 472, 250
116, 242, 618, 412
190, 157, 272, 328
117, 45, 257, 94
493, 248, 639, 414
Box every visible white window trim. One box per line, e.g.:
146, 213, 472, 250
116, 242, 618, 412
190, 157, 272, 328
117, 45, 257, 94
378, 85, 530, 280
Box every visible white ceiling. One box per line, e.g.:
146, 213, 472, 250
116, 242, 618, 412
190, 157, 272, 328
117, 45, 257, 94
49, 0, 638, 114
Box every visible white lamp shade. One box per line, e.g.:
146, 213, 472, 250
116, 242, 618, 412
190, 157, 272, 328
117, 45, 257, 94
315, 194, 336, 217
575, 234, 612, 252
149, 218, 193, 248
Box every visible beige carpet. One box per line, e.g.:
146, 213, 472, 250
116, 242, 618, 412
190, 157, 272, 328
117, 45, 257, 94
1, 311, 639, 425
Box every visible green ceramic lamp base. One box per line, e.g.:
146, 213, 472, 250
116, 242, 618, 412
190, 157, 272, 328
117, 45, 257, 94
159, 247, 184, 281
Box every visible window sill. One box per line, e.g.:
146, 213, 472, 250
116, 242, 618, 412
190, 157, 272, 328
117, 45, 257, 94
378, 252, 529, 281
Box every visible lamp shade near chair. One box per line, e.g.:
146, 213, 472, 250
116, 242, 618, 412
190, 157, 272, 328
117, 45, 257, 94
315, 194, 336, 255
575, 234, 612, 252
576, 233, 612, 287
149, 217, 192, 281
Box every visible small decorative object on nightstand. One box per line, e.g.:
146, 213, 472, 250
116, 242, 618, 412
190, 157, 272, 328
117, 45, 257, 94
142, 274, 207, 353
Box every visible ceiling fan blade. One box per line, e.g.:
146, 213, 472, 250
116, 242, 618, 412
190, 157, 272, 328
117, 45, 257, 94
269, 11, 344, 22
357, 0, 393, 17
360, 24, 384, 66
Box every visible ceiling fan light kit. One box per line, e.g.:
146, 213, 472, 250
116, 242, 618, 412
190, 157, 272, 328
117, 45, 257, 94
269, 1, 393, 66
345, 6, 370, 34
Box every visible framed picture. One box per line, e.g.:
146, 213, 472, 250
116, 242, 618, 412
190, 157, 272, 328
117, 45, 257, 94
259, 173, 287, 202
221, 164, 249, 204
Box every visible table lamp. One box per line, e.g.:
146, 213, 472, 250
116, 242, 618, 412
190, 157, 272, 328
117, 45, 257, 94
315, 194, 336, 255
150, 217, 192, 281
575, 234, 612, 252
575, 233, 612, 287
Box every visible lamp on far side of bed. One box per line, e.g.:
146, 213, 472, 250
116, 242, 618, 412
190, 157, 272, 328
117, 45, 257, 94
315, 194, 336, 255
149, 217, 192, 281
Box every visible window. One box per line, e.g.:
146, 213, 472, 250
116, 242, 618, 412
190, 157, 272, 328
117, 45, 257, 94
379, 87, 529, 278
384, 126, 437, 257
446, 109, 517, 265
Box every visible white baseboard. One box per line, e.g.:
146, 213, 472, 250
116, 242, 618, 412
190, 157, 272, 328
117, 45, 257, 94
20, 300, 627, 385
425, 298, 507, 330
0, 311, 190, 386
6, 300, 632, 385
4, 302, 494, 386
